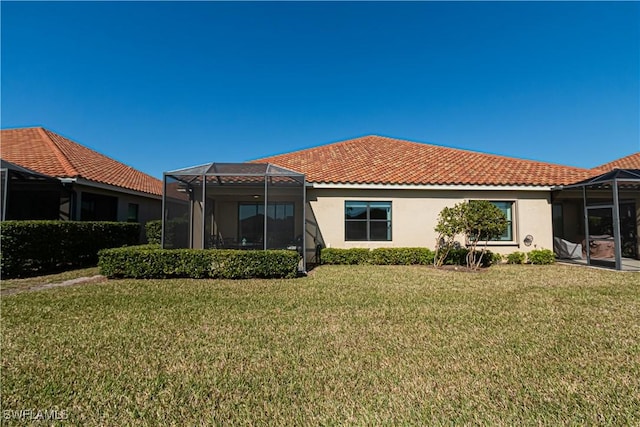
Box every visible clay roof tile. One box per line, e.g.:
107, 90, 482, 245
254, 135, 598, 186
1, 127, 162, 196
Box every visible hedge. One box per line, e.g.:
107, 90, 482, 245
527, 249, 555, 265
320, 248, 371, 265
320, 247, 497, 268
0, 221, 140, 278
98, 246, 300, 279
369, 247, 435, 265
507, 251, 526, 264
145, 220, 162, 244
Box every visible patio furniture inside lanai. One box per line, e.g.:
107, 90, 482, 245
162, 162, 307, 270
552, 169, 640, 271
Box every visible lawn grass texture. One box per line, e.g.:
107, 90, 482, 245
2, 265, 639, 425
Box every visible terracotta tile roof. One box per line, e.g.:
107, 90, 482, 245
255, 135, 596, 186
592, 152, 640, 173
0, 127, 162, 196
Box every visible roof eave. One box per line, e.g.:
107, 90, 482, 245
307, 182, 554, 191
74, 177, 162, 199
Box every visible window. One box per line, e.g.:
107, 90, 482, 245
238, 202, 294, 248
489, 201, 514, 241
80, 192, 117, 221
127, 203, 139, 222
345, 201, 391, 241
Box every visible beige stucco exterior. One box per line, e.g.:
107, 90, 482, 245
74, 182, 162, 242
305, 186, 554, 255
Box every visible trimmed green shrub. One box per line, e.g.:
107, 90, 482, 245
320, 248, 371, 265
445, 248, 496, 268
145, 220, 162, 244
482, 250, 499, 267
98, 246, 300, 279
444, 248, 468, 266
491, 252, 504, 265
507, 251, 526, 264
369, 248, 435, 265
528, 249, 555, 265
0, 221, 139, 278
319, 247, 499, 267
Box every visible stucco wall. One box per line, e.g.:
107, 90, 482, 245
74, 184, 162, 242
306, 187, 553, 255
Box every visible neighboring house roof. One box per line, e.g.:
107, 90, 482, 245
1, 158, 56, 179
593, 152, 640, 173
1, 127, 162, 196
255, 135, 595, 186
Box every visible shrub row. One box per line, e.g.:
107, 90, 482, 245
507, 251, 527, 264
98, 246, 300, 279
320, 247, 498, 268
505, 249, 555, 265
0, 221, 140, 278
527, 249, 556, 265
145, 220, 162, 244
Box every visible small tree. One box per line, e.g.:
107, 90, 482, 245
461, 200, 508, 269
434, 201, 507, 270
434, 204, 463, 267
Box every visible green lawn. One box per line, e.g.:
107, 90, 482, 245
1, 265, 639, 425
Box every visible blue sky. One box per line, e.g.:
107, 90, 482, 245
2, 1, 638, 179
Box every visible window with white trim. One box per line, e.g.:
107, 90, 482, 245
345, 201, 392, 241
489, 201, 514, 241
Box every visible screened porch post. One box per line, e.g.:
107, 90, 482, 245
201, 173, 206, 250
264, 174, 268, 251
582, 186, 590, 267
188, 183, 193, 249
1, 169, 7, 221
612, 178, 622, 270
161, 174, 167, 248
302, 178, 307, 272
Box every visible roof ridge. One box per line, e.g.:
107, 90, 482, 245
37, 127, 79, 177
252, 134, 384, 161
258, 134, 592, 172
592, 151, 640, 171
372, 135, 596, 171
42, 128, 161, 182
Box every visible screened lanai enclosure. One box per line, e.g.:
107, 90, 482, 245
552, 169, 640, 271
163, 163, 306, 270
1, 159, 71, 221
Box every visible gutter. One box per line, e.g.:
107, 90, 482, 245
68, 177, 163, 200
306, 182, 554, 192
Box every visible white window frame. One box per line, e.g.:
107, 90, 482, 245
344, 200, 392, 242
466, 199, 518, 245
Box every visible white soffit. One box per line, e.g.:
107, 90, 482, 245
308, 182, 553, 192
